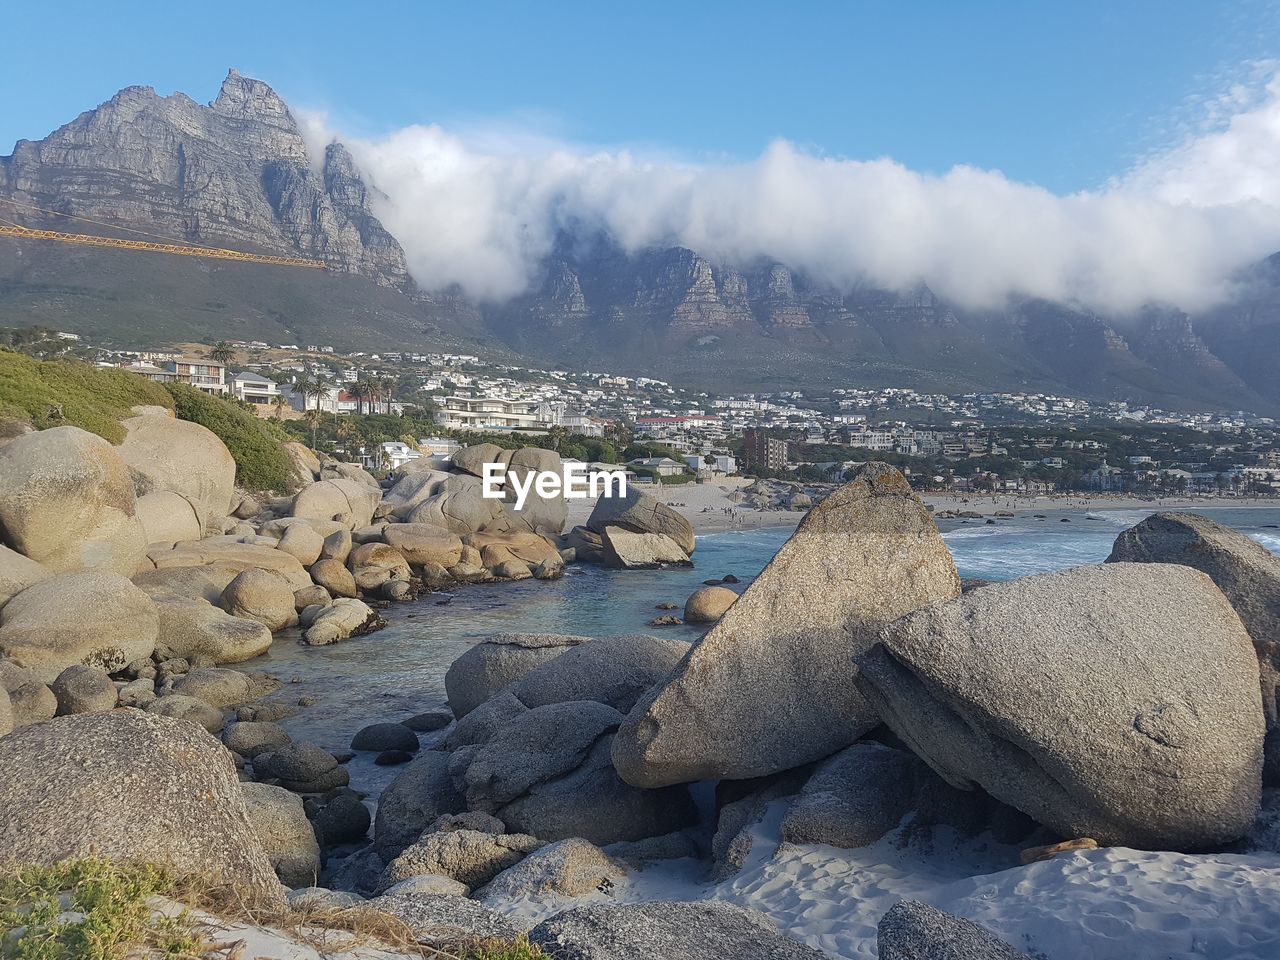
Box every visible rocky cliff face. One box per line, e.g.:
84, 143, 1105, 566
0, 70, 410, 288
3, 71, 1279, 412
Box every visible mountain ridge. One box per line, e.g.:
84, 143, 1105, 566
2, 71, 1279, 413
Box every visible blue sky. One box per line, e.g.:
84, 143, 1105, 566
4, 0, 1278, 193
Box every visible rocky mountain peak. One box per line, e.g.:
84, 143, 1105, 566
211, 69, 295, 128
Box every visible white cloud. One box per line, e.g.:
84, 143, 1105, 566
300, 70, 1280, 314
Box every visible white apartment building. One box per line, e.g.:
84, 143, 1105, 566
231, 371, 282, 406
440, 395, 539, 432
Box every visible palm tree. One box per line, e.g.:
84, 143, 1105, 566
305, 374, 332, 416
271, 394, 288, 420
303, 408, 321, 449
380, 375, 399, 415
349, 378, 373, 416
209, 341, 234, 366
336, 419, 358, 457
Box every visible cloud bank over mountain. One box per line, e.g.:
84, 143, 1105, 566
301, 69, 1280, 313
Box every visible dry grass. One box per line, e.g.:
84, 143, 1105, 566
0, 859, 548, 960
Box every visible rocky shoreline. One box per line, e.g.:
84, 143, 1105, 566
1, 414, 1279, 958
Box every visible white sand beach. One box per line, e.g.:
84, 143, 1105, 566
489, 802, 1280, 960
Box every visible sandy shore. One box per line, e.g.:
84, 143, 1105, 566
567, 478, 1279, 536
566, 478, 806, 535
922, 492, 1280, 516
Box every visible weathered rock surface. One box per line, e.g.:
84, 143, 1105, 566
119, 413, 236, 521
374, 750, 466, 860
50, 664, 117, 715
302, 597, 384, 645
225, 720, 291, 758
877, 900, 1032, 960
510, 635, 690, 713
368, 893, 523, 944
0, 660, 56, 727
0, 712, 282, 903
151, 594, 273, 663
377, 828, 544, 892
0, 571, 158, 683
352, 722, 419, 753
383, 524, 464, 567
346, 542, 411, 591
529, 901, 828, 960
407, 474, 512, 535
479, 838, 623, 904
587, 488, 696, 555
292, 478, 380, 530
146, 693, 226, 733
1108, 512, 1280, 725
497, 736, 697, 845
134, 490, 205, 545
0, 547, 52, 610
779, 743, 922, 849
0, 426, 145, 575
600, 528, 692, 569
459, 701, 624, 810
500, 447, 570, 537
857, 563, 1264, 849
276, 522, 325, 566
614, 463, 960, 787
220, 568, 298, 630
445, 634, 590, 718
145, 540, 312, 590
309, 557, 358, 598
241, 782, 321, 888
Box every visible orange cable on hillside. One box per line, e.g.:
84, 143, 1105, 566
0, 198, 326, 269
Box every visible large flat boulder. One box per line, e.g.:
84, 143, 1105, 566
383, 524, 464, 567
0, 571, 158, 683
857, 563, 1264, 850
0, 711, 282, 904
0, 426, 145, 575
1107, 512, 1280, 725
445, 634, 590, 718
613, 463, 960, 787
600, 528, 691, 569
152, 594, 273, 663
144, 540, 312, 590
587, 487, 695, 555
119, 412, 236, 521
529, 901, 827, 960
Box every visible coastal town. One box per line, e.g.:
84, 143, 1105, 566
13, 325, 1280, 499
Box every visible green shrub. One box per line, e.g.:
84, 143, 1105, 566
0, 859, 203, 960
0, 350, 172, 443
164, 383, 300, 493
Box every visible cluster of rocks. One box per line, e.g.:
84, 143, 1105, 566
728, 478, 829, 512
0, 416, 614, 709
3, 441, 1278, 958
562, 482, 698, 570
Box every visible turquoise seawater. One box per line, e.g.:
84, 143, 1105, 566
261, 505, 1280, 764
